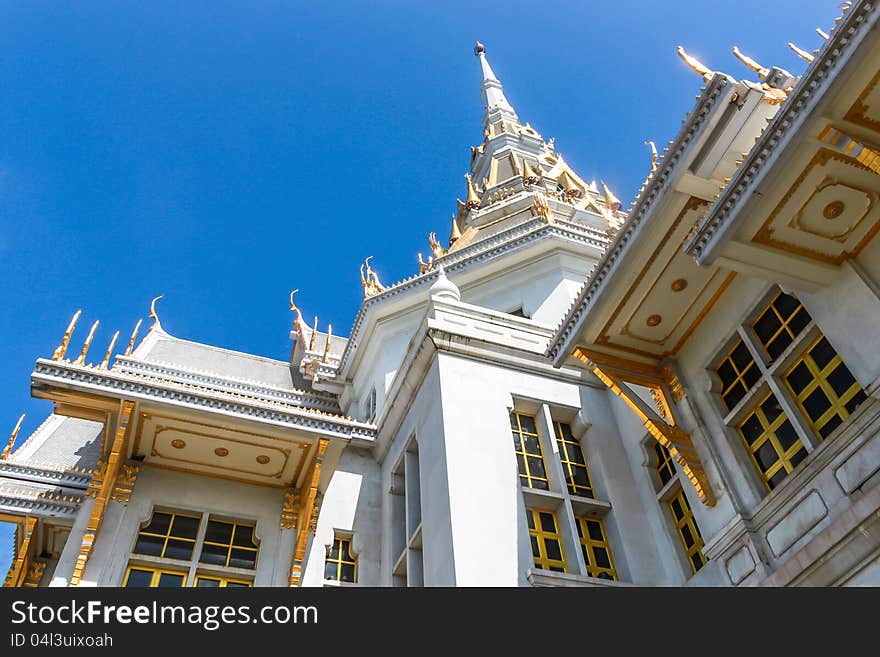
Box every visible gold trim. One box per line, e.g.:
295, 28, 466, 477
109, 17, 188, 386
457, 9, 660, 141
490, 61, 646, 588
70, 400, 135, 586
844, 69, 880, 132
3, 516, 37, 588
289, 438, 329, 586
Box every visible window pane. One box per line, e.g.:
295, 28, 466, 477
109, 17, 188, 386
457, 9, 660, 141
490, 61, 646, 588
170, 515, 200, 540
124, 569, 154, 587
670, 498, 684, 521
810, 337, 836, 370
773, 292, 800, 319
788, 308, 811, 337
827, 364, 857, 397
522, 434, 541, 454
141, 512, 172, 536
731, 342, 754, 371
593, 547, 611, 569
133, 534, 164, 557
723, 383, 747, 411
755, 441, 780, 471
717, 360, 736, 389
761, 396, 783, 424
775, 421, 800, 451
518, 415, 537, 435
740, 414, 764, 445
528, 457, 546, 480
157, 573, 186, 588
818, 414, 843, 440
196, 577, 221, 588
233, 525, 257, 548
586, 520, 603, 542
530, 536, 540, 558
340, 564, 356, 583
327, 539, 340, 560
680, 524, 694, 547
803, 387, 831, 422
754, 311, 781, 346
767, 469, 788, 490
226, 582, 251, 588
742, 364, 761, 389
789, 446, 807, 468
164, 539, 195, 561
200, 542, 228, 566
204, 520, 234, 545
544, 539, 562, 561
846, 389, 867, 414
786, 362, 813, 396
324, 561, 338, 580
229, 548, 257, 570
539, 512, 556, 533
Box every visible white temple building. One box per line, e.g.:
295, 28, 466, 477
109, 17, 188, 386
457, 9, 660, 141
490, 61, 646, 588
4, 0, 880, 587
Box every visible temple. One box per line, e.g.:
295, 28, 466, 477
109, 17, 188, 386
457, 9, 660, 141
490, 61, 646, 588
4, 0, 880, 587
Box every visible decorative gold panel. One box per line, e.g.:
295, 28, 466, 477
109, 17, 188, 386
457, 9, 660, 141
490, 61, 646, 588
844, 69, 880, 132
754, 149, 880, 264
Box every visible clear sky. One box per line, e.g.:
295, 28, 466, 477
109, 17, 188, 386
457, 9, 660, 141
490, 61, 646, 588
0, 0, 836, 579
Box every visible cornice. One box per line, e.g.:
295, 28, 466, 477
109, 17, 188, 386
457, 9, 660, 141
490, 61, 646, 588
31, 359, 376, 442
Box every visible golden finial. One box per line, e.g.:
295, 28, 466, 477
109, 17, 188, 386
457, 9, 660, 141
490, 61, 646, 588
52, 309, 82, 361
123, 319, 143, 357
677, 46, 714, 82
645, 141, 659, 172
148, 295, 164, 331
73, 320, 99, 366
558, 170, 582, 199
1, 414, 25, 460
98, 330, 120, 370
601, 181, 622, 213
732, 46, 769, 78
323, 324, 333, 363
787, 42, 815, 63
418, 252, 433, 274
289, 289, 304, 329
449, 215, 462, 245
465, 174, 481, 210
816, 28, 830, 40
360, 256, 386, 298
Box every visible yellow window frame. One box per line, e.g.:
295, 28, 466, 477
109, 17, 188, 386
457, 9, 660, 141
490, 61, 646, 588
574, 515, 617, 581
654, 441, 675, 487
751, 291, 810, 358
785, 334, 866, 441
510, 412, 550, 490
527, 508, 567, 573
134, 510, 201, 559
737, 392, 806, 491
715, 338, 759, 411
122, 565, 188, 588
194, 574, 253, 587
324, 536, 357, 583
199, 519, 259, 569
553, 420, 594, 497
667, 489, 707, 574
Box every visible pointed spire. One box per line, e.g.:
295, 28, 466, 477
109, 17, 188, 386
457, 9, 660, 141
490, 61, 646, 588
98, 330, 120, 370
788, 42, 815, 63
474, 42, 518, 124
601, 181, 622, 213
52, 309, 82, 361
123, 319, 142, 357
73, 320, 99, 366
465, 174, 481, 209
449, 214, 462, 245
521, 156, 538, 185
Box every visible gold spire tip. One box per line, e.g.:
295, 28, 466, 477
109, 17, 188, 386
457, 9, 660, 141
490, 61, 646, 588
149, 295, 164, 331
1, 413, 26, 460
123, 319, 143, 357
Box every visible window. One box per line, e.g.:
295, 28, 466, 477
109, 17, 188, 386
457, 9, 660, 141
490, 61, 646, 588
324, 535, 357, 583
526, 508, 566, 572
651, 441, 708, 576
510, 411, 549, 490
123, 566, 187, 588
574, 516, 616, 580
713, 289, 867, 494
125, 508, 259, 587
366, 387, 377, 423
785, 336, 867, 441
738, 392, 806, 490
553, 421, 594, 498
667, 490, 707, 574
199, 519, 258, 569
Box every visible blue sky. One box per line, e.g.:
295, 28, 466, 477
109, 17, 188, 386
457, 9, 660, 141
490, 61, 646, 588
0, 1, 835, 579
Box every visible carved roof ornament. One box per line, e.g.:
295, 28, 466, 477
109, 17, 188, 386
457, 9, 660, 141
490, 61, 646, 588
474, 41, 485, 56
531, 194, 552, 223
428, 232, 446, 259
816, 27, 830, 40
360, 256, 386, 298
418, 252, 434, 274
148, 295, 164, 332
645, 140, 659, 173
1, 413, 25, 460
677, 46, 714, 82
601, 181, 622, 213
123, 319, 143, 357
98, 330, 120, 370
51, 309, 82, 361
521, 156, 539, 185
732, 46, 769, 79
788, 42, 815, 63
289, 289, 304, 329
72, 320, 99, 366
